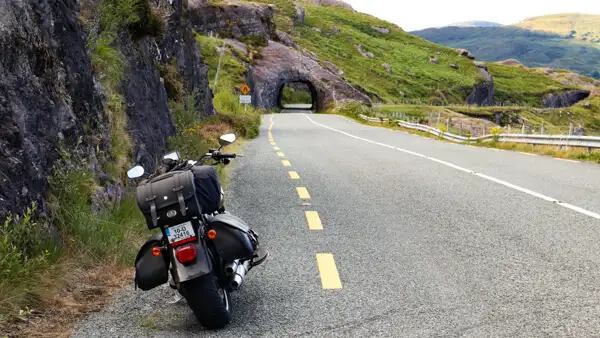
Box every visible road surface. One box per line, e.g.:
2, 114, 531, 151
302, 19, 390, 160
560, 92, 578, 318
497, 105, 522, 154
74, 113, 600, 337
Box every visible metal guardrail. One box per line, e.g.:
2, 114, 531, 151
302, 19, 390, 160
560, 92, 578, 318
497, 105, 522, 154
358, 114, 600, 149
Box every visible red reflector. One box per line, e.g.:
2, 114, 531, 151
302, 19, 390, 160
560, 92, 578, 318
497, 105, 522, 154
175, 244, 197, 263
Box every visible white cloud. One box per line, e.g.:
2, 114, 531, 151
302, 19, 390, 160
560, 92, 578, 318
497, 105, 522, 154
342, 0, 600, 31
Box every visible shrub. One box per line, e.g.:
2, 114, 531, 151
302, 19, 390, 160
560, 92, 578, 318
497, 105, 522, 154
156, 60, 184, 102
0, 204, 58, 315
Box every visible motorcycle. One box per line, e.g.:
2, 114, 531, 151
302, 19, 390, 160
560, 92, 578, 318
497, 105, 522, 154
127, 133, 268, 329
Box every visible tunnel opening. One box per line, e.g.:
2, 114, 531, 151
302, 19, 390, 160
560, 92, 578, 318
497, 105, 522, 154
277, 81, 317, 111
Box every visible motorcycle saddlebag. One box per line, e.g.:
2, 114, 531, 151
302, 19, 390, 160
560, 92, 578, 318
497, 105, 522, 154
206, 213, 258, 262
136, 170, 202, 230
134, 236, 168, 291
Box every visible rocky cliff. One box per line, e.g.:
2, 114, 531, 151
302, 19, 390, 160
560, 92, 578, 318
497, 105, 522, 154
0, 0, 105, 218
0, 0, 214, 218
542, 90, 591, 108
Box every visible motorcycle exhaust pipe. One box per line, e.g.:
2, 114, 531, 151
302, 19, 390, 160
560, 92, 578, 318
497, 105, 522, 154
224, 260, 239, 276
230, 260, 250, 290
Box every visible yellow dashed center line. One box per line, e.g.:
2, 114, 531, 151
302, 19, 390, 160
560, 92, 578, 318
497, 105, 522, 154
305, 211, 323, 230
316, 253, 342, 289
277, 152, 286, 157
273, 146, 280, 150
296, 187, 311, 199
270, 142, 276, 145
288, 171, 300, 179
282, 160, 292, 167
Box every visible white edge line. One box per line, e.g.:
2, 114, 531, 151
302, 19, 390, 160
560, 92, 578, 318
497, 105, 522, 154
302, 114, 599, 220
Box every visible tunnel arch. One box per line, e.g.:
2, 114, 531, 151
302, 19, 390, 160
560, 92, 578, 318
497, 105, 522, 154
277, 80, 318, 111
248, 41, 371, 113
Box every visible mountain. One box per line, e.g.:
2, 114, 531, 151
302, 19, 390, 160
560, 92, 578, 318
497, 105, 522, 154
445, 21, 503, 28
412, 14, 600, 79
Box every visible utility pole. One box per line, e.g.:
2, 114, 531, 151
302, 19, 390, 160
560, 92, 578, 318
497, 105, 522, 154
213, 38, 226, 93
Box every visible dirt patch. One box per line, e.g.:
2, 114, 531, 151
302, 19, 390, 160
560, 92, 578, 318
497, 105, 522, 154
1, 264, 132, 338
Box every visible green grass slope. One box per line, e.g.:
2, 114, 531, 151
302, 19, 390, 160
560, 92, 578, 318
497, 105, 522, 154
412, 26, 600, 79
514, 13, 600, 42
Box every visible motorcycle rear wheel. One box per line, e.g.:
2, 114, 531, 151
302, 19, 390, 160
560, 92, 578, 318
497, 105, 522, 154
180, 272, 232, 329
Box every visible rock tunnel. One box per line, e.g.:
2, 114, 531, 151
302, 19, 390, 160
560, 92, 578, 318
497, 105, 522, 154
277, 80, 317, 111
248, 41, 370, 113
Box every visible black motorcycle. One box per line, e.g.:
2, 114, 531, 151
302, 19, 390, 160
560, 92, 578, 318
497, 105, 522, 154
127, 133, 267, 329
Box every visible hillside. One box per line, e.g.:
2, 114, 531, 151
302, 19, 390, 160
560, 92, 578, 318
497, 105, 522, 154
233, 0, 591, 108
514, 13, 600, 42
412, 26, 600, 78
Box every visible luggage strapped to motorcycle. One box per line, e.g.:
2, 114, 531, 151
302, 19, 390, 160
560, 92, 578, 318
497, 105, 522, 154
137, 170, 199, 229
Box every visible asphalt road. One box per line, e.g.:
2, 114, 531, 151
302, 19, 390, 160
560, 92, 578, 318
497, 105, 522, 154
74, 112, 600, 337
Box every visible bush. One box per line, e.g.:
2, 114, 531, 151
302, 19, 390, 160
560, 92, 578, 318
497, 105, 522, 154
0, 204, 58, 315
156, 60, 184, 102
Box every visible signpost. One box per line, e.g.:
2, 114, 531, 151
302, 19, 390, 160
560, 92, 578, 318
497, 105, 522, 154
240, 84, 251, 112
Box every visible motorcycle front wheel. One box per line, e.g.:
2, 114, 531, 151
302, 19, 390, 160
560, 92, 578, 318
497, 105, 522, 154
180, 272, 232, 329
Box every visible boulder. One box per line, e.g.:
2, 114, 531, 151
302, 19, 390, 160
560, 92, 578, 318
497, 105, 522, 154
372, 26, 390, 34
276, 31, 297, 49
188, 1, 276, 40
584, 101, 592, 109
429, 56, 439, 64
312, 27, 322, 33
473, 61, 488, 71
457, 48, 475, 59
466, 68, 494, 106
248, 41, 371, 111
382, 63, 392, 74
449, 64, 459, 70
323, 61, 345, 76
356, 44, 374, 58
295, 5, 305, 23
542, 90, 591, 108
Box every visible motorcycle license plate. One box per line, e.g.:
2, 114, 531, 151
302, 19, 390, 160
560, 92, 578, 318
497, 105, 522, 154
165, 221, 195, 244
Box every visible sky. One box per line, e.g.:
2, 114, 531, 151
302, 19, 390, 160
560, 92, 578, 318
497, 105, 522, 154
343, 0, 600, 31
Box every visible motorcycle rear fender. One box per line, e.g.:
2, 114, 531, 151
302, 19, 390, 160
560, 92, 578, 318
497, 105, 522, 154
169, 239, 213, 284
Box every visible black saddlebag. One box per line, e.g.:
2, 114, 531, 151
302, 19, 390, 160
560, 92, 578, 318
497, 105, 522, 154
206, 213, 258, 262
134, 235, 168, 291
136, 170, 202, 230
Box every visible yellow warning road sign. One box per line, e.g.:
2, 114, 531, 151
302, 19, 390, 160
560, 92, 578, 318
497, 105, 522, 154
240, 84, 251, 95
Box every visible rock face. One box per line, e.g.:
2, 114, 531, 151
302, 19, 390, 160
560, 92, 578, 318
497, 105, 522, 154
276, 30, 297, 49
0, 0, 215, 218
323, 61, 345, 76
160, 0, 214, 118
0, 0, 105, 217
188, 1, 276, 40
249, 41, 371, 111
466, 69, 495, 106
542, 90, 591, 108
295, 5, 305, 23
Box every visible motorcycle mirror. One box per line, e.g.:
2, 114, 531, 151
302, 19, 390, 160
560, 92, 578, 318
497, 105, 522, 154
219, 134, 236, 147
127, 165, 145, 179
163, 151, 180, 161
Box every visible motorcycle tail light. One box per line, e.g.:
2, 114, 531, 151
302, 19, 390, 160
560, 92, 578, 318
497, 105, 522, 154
175, 244, 197, 263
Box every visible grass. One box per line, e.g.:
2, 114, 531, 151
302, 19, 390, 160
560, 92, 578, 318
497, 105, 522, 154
281, 86, 312, 105
335, 102, 600, 163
